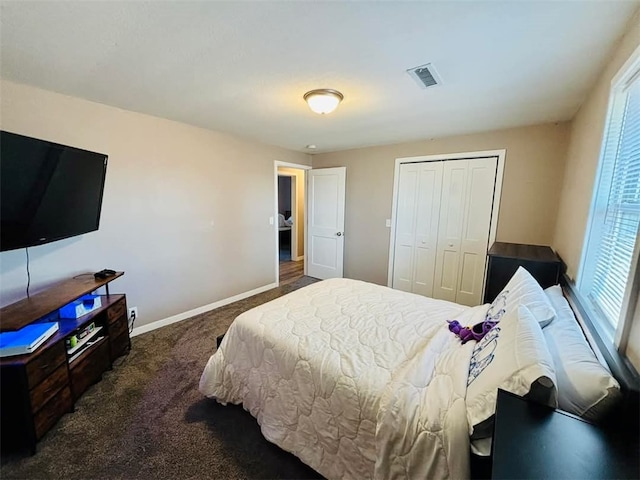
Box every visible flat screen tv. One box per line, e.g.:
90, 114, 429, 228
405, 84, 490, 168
0, 131, 108, 252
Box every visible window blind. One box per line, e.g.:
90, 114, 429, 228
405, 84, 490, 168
582, 76, 640, 329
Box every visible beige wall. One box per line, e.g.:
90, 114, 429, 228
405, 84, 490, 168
0, 80, 311, 328
312, 122, 570, 285
553, 12, 640, 370
278, 167, 305, 258
553, 12, 640, 281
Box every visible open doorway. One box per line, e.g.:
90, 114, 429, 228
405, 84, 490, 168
277, 174, 294, 262
275, 162, 310, 285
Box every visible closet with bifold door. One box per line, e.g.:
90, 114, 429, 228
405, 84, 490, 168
390, 153, 502, 306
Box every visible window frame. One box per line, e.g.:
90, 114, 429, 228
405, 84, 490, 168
578, 43, 640, 354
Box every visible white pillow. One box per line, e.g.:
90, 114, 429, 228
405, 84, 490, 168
491, 266, 557, 328
543, 285, 621, 420
465, 304, 557, 439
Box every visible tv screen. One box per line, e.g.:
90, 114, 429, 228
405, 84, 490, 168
0, 131, 108, 252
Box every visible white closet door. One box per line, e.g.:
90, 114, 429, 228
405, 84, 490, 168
392, 164, 420, 292
392, 162, 443, 294
433, 161, 468, 302
433, 157, 497, 305
412, 163, 443, 296
455, 157, 498, 305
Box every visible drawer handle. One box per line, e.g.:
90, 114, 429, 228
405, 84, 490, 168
39, 364, 49, 370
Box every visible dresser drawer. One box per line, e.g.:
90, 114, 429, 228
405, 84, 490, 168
25, 342, 66, 389
110, 330, 131, 360
29, 363, 69, 413
109, 315, 129, 339
107, 298, 127, 324
69, 338, 110, 401
33, 385, 72, 440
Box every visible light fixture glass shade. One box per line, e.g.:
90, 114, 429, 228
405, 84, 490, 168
304, 89, 344, 114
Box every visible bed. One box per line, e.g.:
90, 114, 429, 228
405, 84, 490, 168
199, 268, 622, 479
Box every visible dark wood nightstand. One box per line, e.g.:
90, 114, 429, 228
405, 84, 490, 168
484, 242, 561, 303
491, 389, 639, 479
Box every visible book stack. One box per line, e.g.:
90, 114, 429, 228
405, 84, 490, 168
0, 322, 59, 358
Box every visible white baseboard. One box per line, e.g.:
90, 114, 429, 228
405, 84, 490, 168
294, 255, 304, 262
130, 282, 277, 337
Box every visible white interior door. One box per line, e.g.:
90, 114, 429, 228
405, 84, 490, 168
307, 167, 346, 279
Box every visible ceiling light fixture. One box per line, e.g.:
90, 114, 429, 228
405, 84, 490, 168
304, 89, 344, 115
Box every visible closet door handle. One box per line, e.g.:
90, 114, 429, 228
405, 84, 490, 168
336, 232, 342, 237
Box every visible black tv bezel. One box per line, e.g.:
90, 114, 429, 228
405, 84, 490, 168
0, 130, 109, 252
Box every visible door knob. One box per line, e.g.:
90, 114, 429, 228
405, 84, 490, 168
336, 232, 342, 236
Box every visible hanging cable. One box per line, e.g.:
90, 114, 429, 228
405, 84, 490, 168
25, 247, 31, 298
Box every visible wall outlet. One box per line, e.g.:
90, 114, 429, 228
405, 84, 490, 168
129, 307, 138, 322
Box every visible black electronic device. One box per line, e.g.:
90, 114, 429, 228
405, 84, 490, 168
94, 269, 116, 280
0, 131, 108, 252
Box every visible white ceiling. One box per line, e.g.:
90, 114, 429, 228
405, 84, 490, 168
1, 1, 638, 153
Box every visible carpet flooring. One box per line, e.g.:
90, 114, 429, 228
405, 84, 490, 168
1, 276, 322, 480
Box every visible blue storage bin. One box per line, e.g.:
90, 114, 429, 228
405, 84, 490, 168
59, 294, 102, 319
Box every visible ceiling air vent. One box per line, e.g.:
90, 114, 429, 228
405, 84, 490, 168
407, 63, 442, 89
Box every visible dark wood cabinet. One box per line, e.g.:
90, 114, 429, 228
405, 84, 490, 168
492, 389, 638, 479
105, 297, 131, 362
484, 242, 561, 303
69, 337, 111, 401
33, 386, 73, 442
0, 273, 130, 453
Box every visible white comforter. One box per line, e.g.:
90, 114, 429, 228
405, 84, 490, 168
199, 278, 485, 479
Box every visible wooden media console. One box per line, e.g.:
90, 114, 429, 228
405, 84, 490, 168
0, 272, 130, 453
